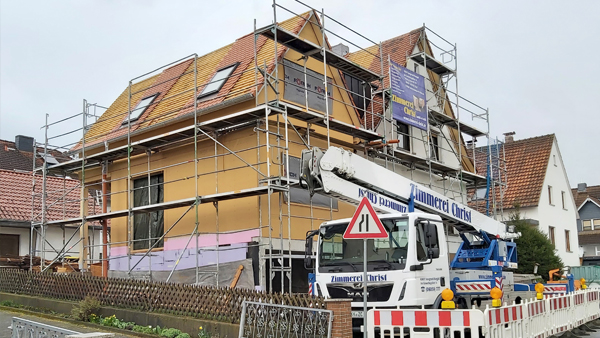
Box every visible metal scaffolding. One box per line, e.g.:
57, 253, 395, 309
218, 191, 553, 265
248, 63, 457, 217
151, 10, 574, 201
30, 0, 505, 292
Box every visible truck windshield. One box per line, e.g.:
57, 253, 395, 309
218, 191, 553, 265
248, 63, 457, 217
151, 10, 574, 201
319, 218, 409, 270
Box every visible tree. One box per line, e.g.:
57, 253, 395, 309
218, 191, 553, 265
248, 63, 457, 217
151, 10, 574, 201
509, 205, 563, 281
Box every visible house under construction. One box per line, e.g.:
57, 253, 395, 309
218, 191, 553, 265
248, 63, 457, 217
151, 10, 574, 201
32, 1, 507, 293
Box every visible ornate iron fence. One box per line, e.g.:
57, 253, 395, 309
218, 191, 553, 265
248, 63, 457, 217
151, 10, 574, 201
239, 301, 332, 338
0, 269, 325, 324
11, 317, 81, 338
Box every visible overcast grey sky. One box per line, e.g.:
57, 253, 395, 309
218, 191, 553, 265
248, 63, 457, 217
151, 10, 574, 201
1, 0, 598, 186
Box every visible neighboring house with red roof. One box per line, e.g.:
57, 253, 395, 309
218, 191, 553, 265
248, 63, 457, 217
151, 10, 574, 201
470, 134, 580, 267
571, 183, 600, 263
0, 136, 102, 262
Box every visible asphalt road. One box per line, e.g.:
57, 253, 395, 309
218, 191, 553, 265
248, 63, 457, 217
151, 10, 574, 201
0, 309, 133, 338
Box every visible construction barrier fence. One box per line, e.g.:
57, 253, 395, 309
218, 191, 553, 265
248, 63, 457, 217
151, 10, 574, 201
0, 269, 325, 324
367, 289, 600, 338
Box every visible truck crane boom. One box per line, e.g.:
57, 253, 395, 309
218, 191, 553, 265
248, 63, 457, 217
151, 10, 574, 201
300, 146, 517, 240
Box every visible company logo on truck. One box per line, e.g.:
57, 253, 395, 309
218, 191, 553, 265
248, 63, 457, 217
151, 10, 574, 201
410, 184, 472, 223
358, 189, 407, 213
331, 274, 388, 283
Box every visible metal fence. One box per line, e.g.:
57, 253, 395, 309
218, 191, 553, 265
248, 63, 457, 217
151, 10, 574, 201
0, 270, 325, 323
239, 301, 332, 338
11, 317, 80, 338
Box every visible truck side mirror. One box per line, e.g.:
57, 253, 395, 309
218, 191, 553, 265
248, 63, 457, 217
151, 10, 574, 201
304, 230, 318, 270
424, 222, 439, 258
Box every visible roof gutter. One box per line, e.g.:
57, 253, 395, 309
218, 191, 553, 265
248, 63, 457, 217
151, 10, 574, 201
73, 93, 254, 156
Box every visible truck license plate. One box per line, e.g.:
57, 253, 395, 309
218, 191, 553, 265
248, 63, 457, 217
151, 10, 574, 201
351, 311, 364, 318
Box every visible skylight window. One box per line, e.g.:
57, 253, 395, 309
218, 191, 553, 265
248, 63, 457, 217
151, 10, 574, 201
42, 152, 59, 165
197, 64, 238, 99
122, 94, 158, 125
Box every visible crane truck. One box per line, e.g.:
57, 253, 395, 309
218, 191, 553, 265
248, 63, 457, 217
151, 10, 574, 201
300, 147, 544, 333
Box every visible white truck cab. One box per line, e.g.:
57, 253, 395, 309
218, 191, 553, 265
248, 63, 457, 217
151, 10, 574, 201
309, 213, 449, 310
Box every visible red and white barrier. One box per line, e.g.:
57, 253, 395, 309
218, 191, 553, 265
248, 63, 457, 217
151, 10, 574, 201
547, 293, 571, 335
484, 303, 525, 338
585, 289, 600, 322
524, 300, 548, 338
366, 289, 600, 338
367, 309, 484, 338
572, 291, 587, 327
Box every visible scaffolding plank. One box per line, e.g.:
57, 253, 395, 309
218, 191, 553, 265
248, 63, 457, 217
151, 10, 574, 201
44, 185, 284, 226
427, 109, 486, 138
47, 106, 272, 174
461, 170, 487, 186
428, 108, 455, 125
392, 148, 427, 163
410, 52, 454, 76
282, 102, 382, 141
258, 24, 381, 83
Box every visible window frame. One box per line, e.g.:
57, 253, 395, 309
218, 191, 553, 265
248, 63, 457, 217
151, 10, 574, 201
583, 219, 592, 231
397, 122, 411, 152
561, 191, 566, 209
132, 172, 165, 251
548, 185, 553, 205
565, 230, 571, 252
343, 73, 371, 119
123, 93, 159, 125
197, 63, 239, 99
549, 226, 555, 246
429, 133, 440, 161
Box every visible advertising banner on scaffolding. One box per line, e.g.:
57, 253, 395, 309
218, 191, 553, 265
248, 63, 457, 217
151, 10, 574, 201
283, 59, 332, 113
389, 60, 428, 130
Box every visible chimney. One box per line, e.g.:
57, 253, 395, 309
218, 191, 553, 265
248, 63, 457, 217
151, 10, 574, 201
503, 131, 516, 143
15, 135, 34, 152
332, 43, 349, 57
578, 183, 587, 192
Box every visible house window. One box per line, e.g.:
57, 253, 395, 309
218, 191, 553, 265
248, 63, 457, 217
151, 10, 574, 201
397, 122, 410, 152
284, 155, 338, 209
553, 155, 557, 166
561, 191, 566, 209
413, 63, 419, 73
198, 63, 238, 99
429, 133, 440, 161
472, 187, 487, 201
343, 74, 371, 118
587, 219, 600, 231
549, 226, 555, 246
548, 185, 553, 205
123, 94, 158, 125
133, 173, 164, 250
565, 230, 571, 252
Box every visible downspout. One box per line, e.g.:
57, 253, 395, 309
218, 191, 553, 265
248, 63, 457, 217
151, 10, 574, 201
102, 161, 108, 277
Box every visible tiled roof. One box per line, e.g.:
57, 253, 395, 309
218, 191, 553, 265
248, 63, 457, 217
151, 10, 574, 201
571, 185, 600, 209
75, 11, 313, 150
469, 134, 555, 209
0, 169, 101, 223
0, 139, 71, 172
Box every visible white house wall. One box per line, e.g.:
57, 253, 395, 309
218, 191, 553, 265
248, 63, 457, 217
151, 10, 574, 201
517, 139, 580, 266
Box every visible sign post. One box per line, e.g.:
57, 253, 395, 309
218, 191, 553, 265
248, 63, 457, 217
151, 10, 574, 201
343, 197, 388, 338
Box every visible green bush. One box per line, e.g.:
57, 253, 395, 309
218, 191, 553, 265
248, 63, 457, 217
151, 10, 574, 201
176, 334, 191, 338
71, 296, 101, 321
160, 328, 183, 338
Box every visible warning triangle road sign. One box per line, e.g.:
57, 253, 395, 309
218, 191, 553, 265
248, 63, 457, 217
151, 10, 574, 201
343, 197, 388, 239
